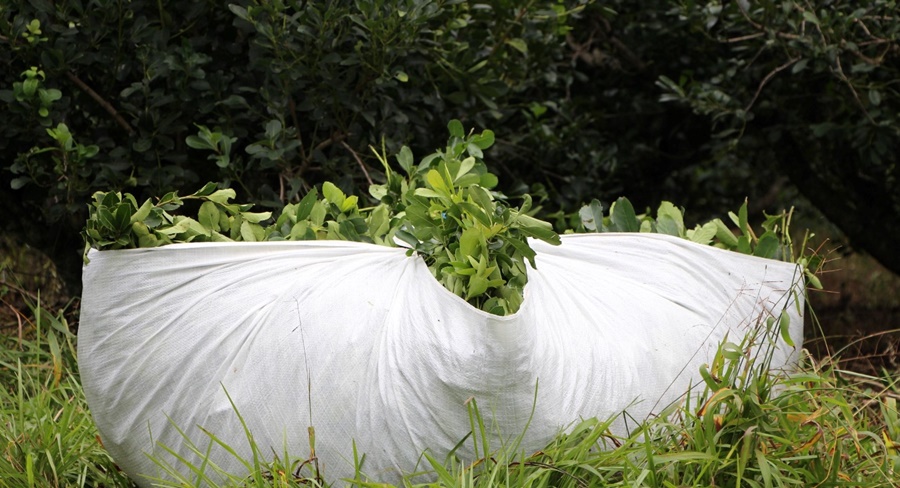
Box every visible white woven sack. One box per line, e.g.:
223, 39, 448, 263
78, 233, 804, 486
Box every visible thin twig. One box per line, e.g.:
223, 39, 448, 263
843, 374, 900, 406
0, 279, 40, 302
722, 30, 804, 43
857, 38, 894, 47
744, 57, 801, 113
1, 299, 28, 349
831, 56, 877, 125
340, 140, 373, 186
737, 0, 763, 30
65, 71, 134, 135
725, 32, 765, 43
295, 132, 347, 180
852, 18, 875, 39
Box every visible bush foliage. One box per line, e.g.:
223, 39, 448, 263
2, 0, 898, 290
1, 0, 585, 291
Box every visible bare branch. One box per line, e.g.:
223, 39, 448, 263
65, 71, 134, 135
852, 18, 876, 40
725, 32, 765, 43
340, 140, 373, 187
736, 0, 763, 30
295, 132, 347, 180
831, 56, 877, 125
744, 57, 801, 113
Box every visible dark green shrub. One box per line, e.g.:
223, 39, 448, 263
1, 0, 587, 291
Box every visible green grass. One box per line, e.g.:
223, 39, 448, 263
1, 294, 898, 487
0, 295, 133, 488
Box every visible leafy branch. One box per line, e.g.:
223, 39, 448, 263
86, 120, 820, 315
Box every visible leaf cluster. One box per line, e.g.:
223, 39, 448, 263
83, 183, 271, 251
86, 118, 825, 315
84, 121, 563, 315
572, 196, 824, 289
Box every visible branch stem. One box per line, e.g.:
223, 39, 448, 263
65, 71, 134, 135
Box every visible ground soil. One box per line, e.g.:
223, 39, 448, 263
804, 246, 900, 377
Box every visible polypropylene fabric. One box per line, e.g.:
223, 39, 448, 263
78, 233, 804, 486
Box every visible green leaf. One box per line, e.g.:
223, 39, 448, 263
159, 216, 194, 236
456, 157, 476, 181
656, 215, 680, 237
506, 236, 538, 268
295, 189, 318, 221
738, 199, 749, 236
479, 173, 498, 189
688, 221, 718, 245
194, 182, 219, 196
340, 195, 359, 213
447, 119, 465, 138
714, 219, 739, 248
737, 235, 752, 254
97, 208, 116, 230
130, 199, 154, 224
396, 146, 414, 174
369, 184, 387, 201
802, 10, 819, 25
113, 204, 133, 231
468, 186, 495, 215
467, 274, 489, 298
505, 38, 528, 55
459, 227, 482, 258
322, 181, 345, 208
805, 269, 823, 290
240, 211, 272, 223
455, 173, 481, 187
131, 221, 150, 237
656, 201, 684, 236
753, 233, 780, 259
414, 188, 443, 198
868, 89, 882, 106
290, 221, 315, 240
778, 312, 795, 347
611, 197, 640, 232
514, 214, 560, 245
185, 135, 213, 150
457, 202, 492, 227
264, 119, 282, 139
138, 233, 161, 248
198, 201, 220, 230
394, 229, 420, 248
206, 189, 236, 205
579, 199, 604, 232
240, 220, 259, 241
472, 130, 495, 149
366, 204, 391, 240
405, 204, 436, 230
10, 177, 30, 190
426, 169, 450, 194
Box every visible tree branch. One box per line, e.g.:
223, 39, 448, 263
744, 57, 801, 113
340, 140, 373, 187
65, 71, 134, 135
295, 132, 347, 181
